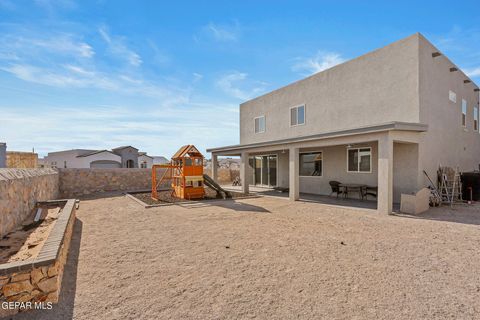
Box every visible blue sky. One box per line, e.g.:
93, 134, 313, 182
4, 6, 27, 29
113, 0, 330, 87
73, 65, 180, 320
0, 0, 479, 157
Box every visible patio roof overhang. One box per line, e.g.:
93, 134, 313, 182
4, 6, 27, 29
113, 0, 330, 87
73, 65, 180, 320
207, 121, 428, 154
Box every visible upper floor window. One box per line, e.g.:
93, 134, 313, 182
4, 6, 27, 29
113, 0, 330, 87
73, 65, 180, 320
475, 107, 479, 132
290, 105, 305, 126
300, 152, 322, 176
449, 90, 457, 103
254, 116, 265, 134
347, 147, 372, 173
462, 99, 467, 127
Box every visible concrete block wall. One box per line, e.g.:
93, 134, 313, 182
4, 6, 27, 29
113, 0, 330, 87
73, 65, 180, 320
0, 169, 59, 238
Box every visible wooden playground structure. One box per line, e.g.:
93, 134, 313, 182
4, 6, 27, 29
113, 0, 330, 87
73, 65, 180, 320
151, 145, 231, 201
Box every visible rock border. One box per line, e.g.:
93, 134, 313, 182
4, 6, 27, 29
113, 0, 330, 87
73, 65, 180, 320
125, 191, 261, 208
0, 199, 77, 316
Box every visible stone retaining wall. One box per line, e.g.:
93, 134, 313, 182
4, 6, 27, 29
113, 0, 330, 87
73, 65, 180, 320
58, 168, 154, 198
0, 169, 59, 238
0, 200, 76, 317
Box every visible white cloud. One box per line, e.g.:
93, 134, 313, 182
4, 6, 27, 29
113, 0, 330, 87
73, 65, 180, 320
199, 21, 240, 42
0, 63, 191, 104
99, 27, 142, 67
216, 71, 267, 100
465, 67, 480, 78
1, 64, 117, 89
0, 101, 239, 157
147, 40, 170, 67
292, 51, 345, 75
0, 34, 94, 59
193, 72, 203, 82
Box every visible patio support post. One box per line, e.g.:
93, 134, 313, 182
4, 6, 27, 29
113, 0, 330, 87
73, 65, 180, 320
240, 151, 250, 194
211, 153, 218, 182
377, 134, 393, 214
289, 147, 300, 201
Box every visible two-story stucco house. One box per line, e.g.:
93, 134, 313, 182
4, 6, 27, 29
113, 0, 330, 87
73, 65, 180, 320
207, 33, 480, 214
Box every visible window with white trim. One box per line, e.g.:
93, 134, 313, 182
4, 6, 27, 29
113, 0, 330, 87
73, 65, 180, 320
347, 148, 372, 173
254, 116, 265, 133
290, 105, 305, 126
462, 99, 467, 127
474, 107, 479, 131
449, 90, 457, 103
299, 152, 322, 176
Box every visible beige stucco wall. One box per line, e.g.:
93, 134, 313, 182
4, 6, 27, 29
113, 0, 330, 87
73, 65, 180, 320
240, 33, 421, 145
244, 140, 419, 203
297, 143, 378, 197
393, 142, 419, 201
418, 34, 480, 186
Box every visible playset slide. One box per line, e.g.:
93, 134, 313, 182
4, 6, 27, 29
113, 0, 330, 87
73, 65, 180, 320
203, 174, 232, 199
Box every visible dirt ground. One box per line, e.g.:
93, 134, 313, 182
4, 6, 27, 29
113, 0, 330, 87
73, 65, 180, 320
0, 206, 61, 263
12, 195, 480, 320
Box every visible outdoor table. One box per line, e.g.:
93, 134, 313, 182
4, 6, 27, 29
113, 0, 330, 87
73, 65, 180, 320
339, 183, 367, 200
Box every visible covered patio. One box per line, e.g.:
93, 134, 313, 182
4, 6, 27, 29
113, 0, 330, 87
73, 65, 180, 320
207, 122, 427, 214
222, 184, 380, 210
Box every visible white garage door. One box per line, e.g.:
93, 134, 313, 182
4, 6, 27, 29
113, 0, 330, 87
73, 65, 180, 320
90, 160, 121, 168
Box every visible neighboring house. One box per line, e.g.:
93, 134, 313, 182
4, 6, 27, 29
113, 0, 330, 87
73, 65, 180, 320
43, 146, 159, 168
138, 152, 154, 168
111, 146, 139, 168
44, 149, 121, 168
207, 33, 480, 214
37, 158, 50, 168
153, 156, 169, 165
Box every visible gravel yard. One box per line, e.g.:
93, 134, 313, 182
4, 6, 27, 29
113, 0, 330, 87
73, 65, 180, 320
13, 195, 480, 320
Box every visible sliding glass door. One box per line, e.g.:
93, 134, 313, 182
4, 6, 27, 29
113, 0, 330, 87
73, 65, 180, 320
250, 155, 277, 187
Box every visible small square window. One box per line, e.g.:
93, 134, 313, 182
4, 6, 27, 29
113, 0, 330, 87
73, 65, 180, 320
254, 116, 265, 133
